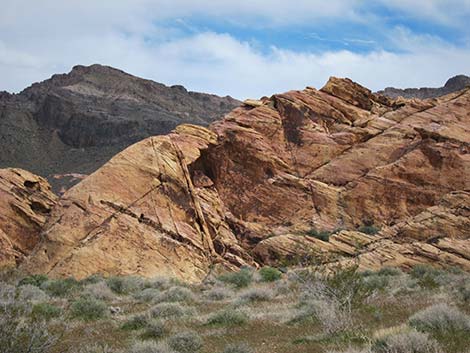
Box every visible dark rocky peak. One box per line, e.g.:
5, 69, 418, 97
444, 75, 470, 90
378, 74, 470, 99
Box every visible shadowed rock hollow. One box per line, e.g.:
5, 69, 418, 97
1, 77, 469, 281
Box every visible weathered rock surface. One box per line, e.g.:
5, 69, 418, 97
0, 64, 240, 192
0, 169, 57, 268
6, 77, 469, 279
378, 75, 470, 99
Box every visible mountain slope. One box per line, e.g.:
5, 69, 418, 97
0, 64, 240, 192
4, 77, 467, 280
378, 74, 470, 99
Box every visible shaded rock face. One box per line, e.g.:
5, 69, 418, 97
6, 77, 470, 280
378, 75, 470, 99
0, 169, 57, 268
0, 65, 240, 193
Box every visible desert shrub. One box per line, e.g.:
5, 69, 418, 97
122, 314, 150, 331
150, 302, 194, 319
206, 309, 248, 326
0, 317, 57, 353
238, 287, 273, 303
72, 343, 117, 353
134, 288, 161, 302
18, 274, 48, 287
358, 225, 380, 235
377, 267, 403, 276
80, 274, 105, 285
305, 228, 331, 241
259, 267, 282, 282
141, 319, 168, 340
0, 301, 57, 353
155, 286, 194, 303
147, 276, 180, 290
41, 277, 81, 297
167, 331, 203, 353
456, 280, 470, 303
409, 303, 470, 333
222, 343, 254, 353
410, 265, 442, 289
203, 287, 233, 301
70, 296, 109, 321
363, 275, 390, 292
299, 264, 371, 313
18, 284, 49, 302
31, 303, 62, 320
128, 341, 174, 353
219, 269, 253, 289
83, 281, 115, 301
106, 276, 144, 295
292, 299, 351, 334
373, 329, 441, 353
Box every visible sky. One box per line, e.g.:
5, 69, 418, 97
1, 0, 470, 99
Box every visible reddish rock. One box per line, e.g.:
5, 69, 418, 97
8, 77, 469, 279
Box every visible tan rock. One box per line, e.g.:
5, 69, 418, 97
13, 77, 470, 279
0, 168, 57, 268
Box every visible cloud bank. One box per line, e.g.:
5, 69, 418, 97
1, 0, 469, 98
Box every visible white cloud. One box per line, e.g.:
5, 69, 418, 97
0, 1, 469, 98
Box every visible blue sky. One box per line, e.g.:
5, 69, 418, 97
1, 0, 469, 98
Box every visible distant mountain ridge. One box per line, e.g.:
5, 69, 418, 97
0, 64, 240, 192
378, 75, 470, 99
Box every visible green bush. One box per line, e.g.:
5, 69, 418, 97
70, 297, 108, 321
106, 276, 143, 295
358, 225, 380, 235
259, 267, 282, 282
141, 319, 167, 340
167, 331, 203, 353
219, 269, 253, 289
377, 267, 403, 276
305, 229, 331, 241
155, 286, 194, 303
31, 303, 62, 320
410, 265, 441, 289
373, 329, 441, 353
41, 278, 80, 297
206, 309, 248, 326
18, 274, 48, 287
121, 314, 149, 331
409, 303, 470, 333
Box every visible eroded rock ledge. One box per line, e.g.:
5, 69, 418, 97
1, 77, 468, 280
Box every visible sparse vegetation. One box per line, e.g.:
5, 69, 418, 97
258, 266, 282, 282
305, 228, 331, 241
358, 225, 380, 235
70, 296, 109, 321
0, 266, 468, 353
167, 331, 203, 353
219, 268, 253, 288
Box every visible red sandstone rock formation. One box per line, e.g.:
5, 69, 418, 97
1, 77, 468, 280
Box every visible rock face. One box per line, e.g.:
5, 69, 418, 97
0, 64, 240, 192
0, 169, 57, 268
378, 75, 470, 99
6, 77, 469, 280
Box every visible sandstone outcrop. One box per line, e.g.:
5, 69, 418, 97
0, 169, 57, 268
5, 77, 468, 279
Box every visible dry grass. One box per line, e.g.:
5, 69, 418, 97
0, 266, 468, 353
